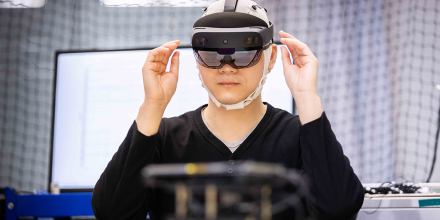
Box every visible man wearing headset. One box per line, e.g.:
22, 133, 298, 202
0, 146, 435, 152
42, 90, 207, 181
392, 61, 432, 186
92, 0, 364, 219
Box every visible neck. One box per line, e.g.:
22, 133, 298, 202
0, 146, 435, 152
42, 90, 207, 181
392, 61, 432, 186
202, 95, 267, 141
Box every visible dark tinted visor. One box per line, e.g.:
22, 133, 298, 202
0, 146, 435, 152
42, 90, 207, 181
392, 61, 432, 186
193, 47, 264, 69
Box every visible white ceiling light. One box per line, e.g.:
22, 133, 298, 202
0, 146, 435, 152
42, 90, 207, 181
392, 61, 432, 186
0, 0, 46, 8
99, 0, 217, 7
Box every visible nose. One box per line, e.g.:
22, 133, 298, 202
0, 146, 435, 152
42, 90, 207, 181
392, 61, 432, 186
219, 64, 237, 74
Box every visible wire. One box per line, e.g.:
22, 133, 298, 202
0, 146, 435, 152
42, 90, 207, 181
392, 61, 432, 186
0, 0, 47, 8
362, 196, 383, 215
426, 96, 440, 182
0, 0, 30, 8
363, 178, 423, 214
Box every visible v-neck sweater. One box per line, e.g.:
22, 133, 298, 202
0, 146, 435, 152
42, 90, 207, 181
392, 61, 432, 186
200, 106, 266, 153
92, 102, 364, 220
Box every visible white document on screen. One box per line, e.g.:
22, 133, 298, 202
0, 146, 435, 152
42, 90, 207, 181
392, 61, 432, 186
52, 47, 292, 189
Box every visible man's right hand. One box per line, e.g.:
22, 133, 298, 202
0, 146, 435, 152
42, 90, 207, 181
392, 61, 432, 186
142, 40, 180, 108
136, 40, 180, 136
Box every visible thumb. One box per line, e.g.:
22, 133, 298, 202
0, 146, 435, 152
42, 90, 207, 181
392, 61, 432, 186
169, 51, 180, 79
280, 46, 293, 71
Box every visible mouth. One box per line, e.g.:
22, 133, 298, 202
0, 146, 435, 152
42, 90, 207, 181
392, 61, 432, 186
219, 82, 239, 87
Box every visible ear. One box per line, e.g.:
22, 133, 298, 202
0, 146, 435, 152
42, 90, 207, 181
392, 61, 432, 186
267, 44, 277, 72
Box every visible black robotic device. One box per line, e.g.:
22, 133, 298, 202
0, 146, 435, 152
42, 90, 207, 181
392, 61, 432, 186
142, 161, 313, 220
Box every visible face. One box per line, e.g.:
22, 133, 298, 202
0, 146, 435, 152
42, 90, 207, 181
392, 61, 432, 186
199, 44, 278, 105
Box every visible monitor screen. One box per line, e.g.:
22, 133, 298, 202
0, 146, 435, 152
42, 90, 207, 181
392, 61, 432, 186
51, 45, 293, 190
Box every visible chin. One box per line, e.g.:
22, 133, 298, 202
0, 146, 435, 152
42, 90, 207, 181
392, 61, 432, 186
213, 93, 246, 105
206, 85, 249, 104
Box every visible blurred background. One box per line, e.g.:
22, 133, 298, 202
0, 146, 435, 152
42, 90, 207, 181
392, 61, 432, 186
0, 0, 439, 192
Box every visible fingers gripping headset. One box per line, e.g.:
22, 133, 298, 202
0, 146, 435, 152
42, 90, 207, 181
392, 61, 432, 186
191, 0, 274, 110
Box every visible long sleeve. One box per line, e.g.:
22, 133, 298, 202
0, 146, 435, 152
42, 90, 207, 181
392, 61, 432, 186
299, 111, 364, 220
91, 120, 162, 220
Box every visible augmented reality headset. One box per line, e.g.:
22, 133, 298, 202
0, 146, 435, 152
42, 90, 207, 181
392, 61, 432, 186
191, 0, 274, 69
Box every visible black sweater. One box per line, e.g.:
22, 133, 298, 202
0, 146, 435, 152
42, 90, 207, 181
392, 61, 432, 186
91, 102, 364, 220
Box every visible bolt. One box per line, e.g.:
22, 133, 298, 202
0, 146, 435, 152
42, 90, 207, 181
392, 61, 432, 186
7, 202, 14, 210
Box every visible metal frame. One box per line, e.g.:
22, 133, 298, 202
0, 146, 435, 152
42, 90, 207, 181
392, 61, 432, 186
4, 187, 93, 219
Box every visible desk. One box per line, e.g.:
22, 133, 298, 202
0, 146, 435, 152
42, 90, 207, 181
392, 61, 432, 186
357, 183, 440, 220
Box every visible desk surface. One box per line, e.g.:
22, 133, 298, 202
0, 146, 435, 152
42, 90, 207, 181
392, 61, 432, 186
359, 195, 440, 220
362, 182, 440, 208
362, 196, 440, 208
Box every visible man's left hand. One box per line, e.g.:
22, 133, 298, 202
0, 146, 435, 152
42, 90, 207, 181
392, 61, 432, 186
279, 30, 323, 125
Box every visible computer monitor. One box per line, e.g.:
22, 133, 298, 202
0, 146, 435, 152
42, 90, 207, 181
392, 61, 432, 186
50, 45, 293, 191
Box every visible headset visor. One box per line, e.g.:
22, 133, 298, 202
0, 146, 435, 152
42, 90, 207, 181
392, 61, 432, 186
193, 45, 269, 69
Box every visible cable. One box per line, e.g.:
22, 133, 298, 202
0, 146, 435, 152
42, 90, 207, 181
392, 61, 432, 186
363, 179, 420, 215
426, 96, 440, 182
0, 0, 45, 8
362, 196, 383, 215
